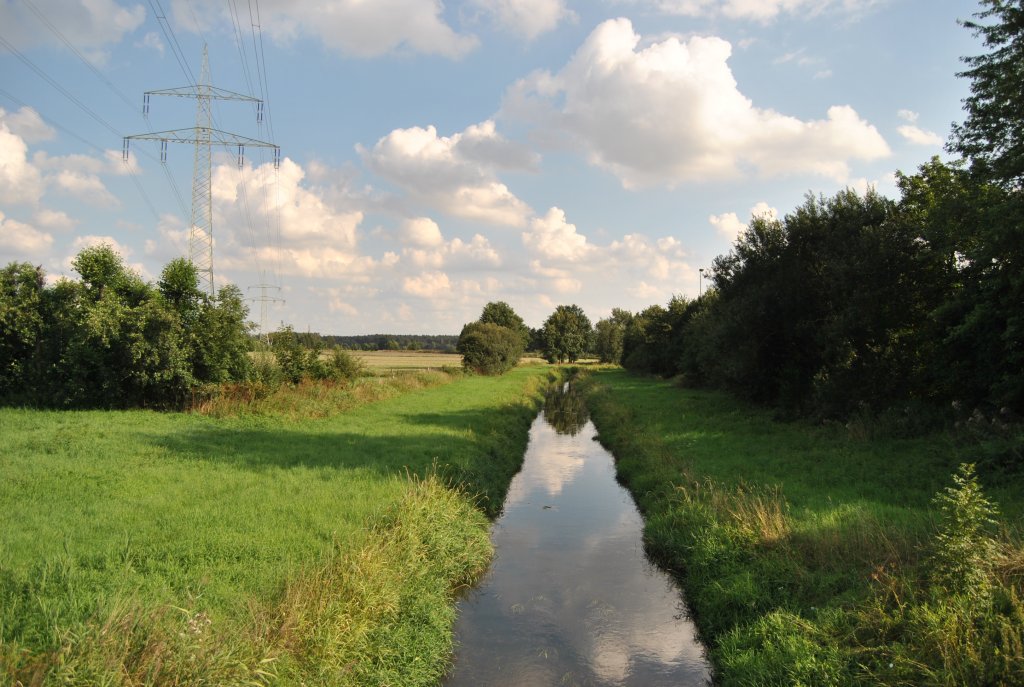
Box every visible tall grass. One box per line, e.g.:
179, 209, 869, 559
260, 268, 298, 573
582, 369, 1024, 686
0, 366, 556, 685
195, 368, 456, 419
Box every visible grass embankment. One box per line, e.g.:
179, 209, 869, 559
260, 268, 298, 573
583, 370, 1024, 686
0, 366, 556, 686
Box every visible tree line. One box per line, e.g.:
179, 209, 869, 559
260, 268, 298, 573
301, 333, 459, 352
456, 301, 595, 374
0, 246, 251, 408
598, 1, 1022, 424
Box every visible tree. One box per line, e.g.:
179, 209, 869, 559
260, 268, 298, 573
457, 321, 525, 375
479, 301, 530, 349
948, 0, 1024, 188
194, 284, 252, 383
542, 305, 592, 363
594, 308, 631, 364
0, 263, 45, 396
272, 325, 312, 384
945, 3, 1024, 411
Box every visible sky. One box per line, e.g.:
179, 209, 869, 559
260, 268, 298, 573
0, 0, 984, 335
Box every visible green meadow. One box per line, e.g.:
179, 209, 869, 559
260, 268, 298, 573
584, 370, 1024, 686
0, 366, 555, 685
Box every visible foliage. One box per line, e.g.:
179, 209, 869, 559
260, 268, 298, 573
301, 333, 459, 353
593, 308, 631, 364
931, 463, 1000, 601
948, 0, 1024, 189
328, 346, 365, 381
478, 300, 531, 349
0, 245, 253, 409
620, 169, 1022, 420
457, 321, 525, 375
272, 324, 320, 384
541, 304, 593, 363
456, 302, 529, 375
0, 262, 45, 395
612, 1, 1024, 421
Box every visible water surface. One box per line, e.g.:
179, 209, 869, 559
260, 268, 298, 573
445, 385, 711, 686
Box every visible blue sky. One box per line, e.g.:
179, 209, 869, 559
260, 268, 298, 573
0, 0, 982, 334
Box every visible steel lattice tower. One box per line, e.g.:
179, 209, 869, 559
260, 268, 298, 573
124, 46, 280, 296
248, 275, 284, 344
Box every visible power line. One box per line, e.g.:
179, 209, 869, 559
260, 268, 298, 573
147, 0, 196, 86
0, 32, 120, 139
0, 88, 163, 223
19, 0, 138, 113
13, 0, 191, 220
124, 46, 280, 296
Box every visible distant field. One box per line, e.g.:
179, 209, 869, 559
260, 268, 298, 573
352, 350, 550, 371
353, 350, 462, 369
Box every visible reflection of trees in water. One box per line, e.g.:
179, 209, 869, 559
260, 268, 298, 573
543, 383, 589, 436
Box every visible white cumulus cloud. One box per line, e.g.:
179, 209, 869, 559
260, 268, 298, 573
522, 207, 591, 262
403, 270, 453, 298
402, 217, 444, 247
0, 212, 53, 256
621, 0, 883, 21
1, 107, 55, 143
897, 109, 943, 146
466, 0, 575, 39
0, 0, 144, 51
362, 121, 534, 227
172, 0, 478, 59
503, 18, 890, 188
710, 201, 779, 242
0, 122, 44, 205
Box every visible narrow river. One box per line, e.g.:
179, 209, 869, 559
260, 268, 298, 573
445, 384, 711, 686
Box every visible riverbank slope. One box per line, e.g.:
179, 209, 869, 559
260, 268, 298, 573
1, 366, 554, 685
584, 369, 1023, 685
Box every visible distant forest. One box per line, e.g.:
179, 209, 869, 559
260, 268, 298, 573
290, 332, 459, 352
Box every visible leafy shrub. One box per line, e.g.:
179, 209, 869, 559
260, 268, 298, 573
931, 462, 999, 601
328, 347, 364, 381
457, 322, 524, 375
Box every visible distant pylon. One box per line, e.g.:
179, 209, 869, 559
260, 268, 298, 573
123, 45, 280, 296
248, 276, 284, 344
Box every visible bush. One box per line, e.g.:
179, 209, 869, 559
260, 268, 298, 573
328, 347, 364, 381
457, 322, 524, 375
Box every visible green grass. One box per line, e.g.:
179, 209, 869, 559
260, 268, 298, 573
583, 369, 1024, 686
0, 366, 558, 685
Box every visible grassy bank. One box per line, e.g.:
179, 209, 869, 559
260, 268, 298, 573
583, 370, 1024, 686
0, 366, 556, 685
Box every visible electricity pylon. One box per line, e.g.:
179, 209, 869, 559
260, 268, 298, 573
247, 276, 284, 345
123, 45, 280, 296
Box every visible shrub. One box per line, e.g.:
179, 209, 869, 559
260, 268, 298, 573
328, 347, 364, 381
931, 462, 999, 602
456, 322, 524, 376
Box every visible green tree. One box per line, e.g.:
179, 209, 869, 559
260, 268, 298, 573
542, 305, 592, 363
272, 325, 311, 384
194, 284, 252, 383
158, 258, 204, 326
479, 301, 530, 349
946, 1, 1024, 411
457, 322, 524, 375
949, 0, 1024, 188
594, 308, 631, 364
0, 263, 45, 396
